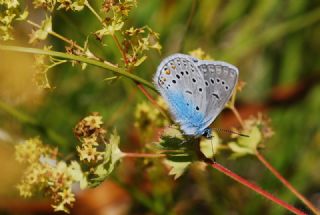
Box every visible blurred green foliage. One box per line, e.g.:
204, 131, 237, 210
1, 0, 320, 214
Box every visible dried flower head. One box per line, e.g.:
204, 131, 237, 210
74, 112, 106, 139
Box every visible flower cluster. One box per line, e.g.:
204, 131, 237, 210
74, 113, 124, 187
32, 0, 86, 12
0, 0, 28, 40
74, 112, 106, 163
123, 26, 161, 67
96, 0, 137, 38
15, 137, 87, 213
134, 97, 169, 139
95, 0, 161, 68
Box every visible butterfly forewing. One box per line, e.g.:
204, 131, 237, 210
154, 54, 208, 135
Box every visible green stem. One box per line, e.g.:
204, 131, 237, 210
0, 45, 156, 91
0, 100, 66, 147
27, 20, 84, 52
85, 1, 103, 23
0, 100, 37, 125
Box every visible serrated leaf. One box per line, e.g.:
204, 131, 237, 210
94, 130, 124, 178
164, 159, 191, 180
228, 142, 255, 159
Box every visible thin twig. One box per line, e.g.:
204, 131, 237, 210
137, 84, 170, 120
229, 106, 245, 128
112, 34, 128, 64
85, 1, 103, 23
256, 151, 320, 215
228, 91, 318, 214
123, 152, 166, 158
27, 20, 84, 52
207, 160, 307, 215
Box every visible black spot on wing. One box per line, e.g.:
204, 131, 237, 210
212, 93, 219, 99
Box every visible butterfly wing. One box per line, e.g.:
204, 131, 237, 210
196, 60, 239, 131
154, 54, 208, 136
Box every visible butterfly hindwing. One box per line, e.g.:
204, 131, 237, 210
197, 61, 239, 130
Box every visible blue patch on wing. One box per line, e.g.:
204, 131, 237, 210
164, 91, 206, 136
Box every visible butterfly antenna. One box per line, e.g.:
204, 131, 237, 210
212, 128, 249, 137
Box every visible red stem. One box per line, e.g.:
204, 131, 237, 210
137, 84, 170, 120
208, 161, 307, 215
124, 152, 166, 158
256, 151, 320, 215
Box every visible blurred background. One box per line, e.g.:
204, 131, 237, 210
1, 0, 320, 214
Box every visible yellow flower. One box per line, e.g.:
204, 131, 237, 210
82, 136, 98, 146
59, 188, 76, 205
77, 144, 100, 162
83, 115, 103, 130
17, 183, 33, 198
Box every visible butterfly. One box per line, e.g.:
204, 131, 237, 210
154, 53, 239, 139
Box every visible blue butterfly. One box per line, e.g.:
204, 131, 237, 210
154, 54, 239, 138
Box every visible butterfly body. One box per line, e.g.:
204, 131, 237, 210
154, 54, 238, 138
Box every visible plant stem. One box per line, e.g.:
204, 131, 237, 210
136, 84, 170, 120
124, 152, 166, 158
0, 100, 37, 125
228, 94, 318, 214
0, 100, 66, 147
229, 106, 245, 128
84, 1, 163, 116
256, 151, 320, 215
27, 20, 84, 52
207, 161, 307, 215
0, 45, 156, 91
85, 2, 103, 23
112, 34, 128, 64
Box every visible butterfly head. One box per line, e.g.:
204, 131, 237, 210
202, 128, 212, 139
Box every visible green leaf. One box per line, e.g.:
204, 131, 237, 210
134, 55, 147, 66
29, 16, 52, 43
199, 131, 220, 158
228, 142, 255, 159
164, 159, 191, 180
68, 161, 87, 189
17, 8, 29, 20
92, 130, 124, 184
228, 126, 262, 158
238, 126, 261, 150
